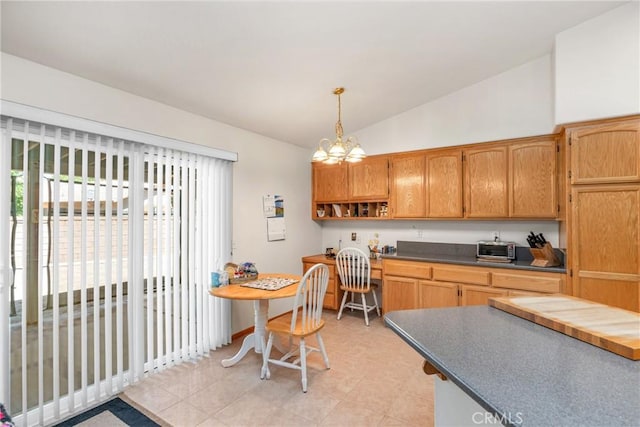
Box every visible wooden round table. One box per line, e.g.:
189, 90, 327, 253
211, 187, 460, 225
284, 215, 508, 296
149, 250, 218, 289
210, 273, 301, 367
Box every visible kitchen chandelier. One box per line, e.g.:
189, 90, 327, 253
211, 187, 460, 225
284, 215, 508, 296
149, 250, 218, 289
312, 87, 366, 164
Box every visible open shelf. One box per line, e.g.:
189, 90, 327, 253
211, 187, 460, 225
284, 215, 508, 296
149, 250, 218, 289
314, 201, 389, 220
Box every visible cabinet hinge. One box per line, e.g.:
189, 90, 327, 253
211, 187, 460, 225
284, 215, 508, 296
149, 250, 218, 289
462, 154, 466, 161
569, 269, 573, 278
556, 144, 560, 153
569, 194, 572, 203
557, 204, 560, 214
568, 170, 572, 179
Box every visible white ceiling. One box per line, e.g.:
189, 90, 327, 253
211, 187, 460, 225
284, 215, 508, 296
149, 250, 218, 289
0, 1, 626, 148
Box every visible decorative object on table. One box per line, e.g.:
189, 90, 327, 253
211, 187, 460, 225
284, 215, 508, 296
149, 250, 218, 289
368, 233, 380, 259
526, 231, 561, 267
240, 277, 298, 291
210, 269, 229, 288
311, 87, 366, 164
1, 403, 14, 427
325, 247, 336, 258
225, 262, 259, 283
261, 263, 331, 392
335, 247, 381, 326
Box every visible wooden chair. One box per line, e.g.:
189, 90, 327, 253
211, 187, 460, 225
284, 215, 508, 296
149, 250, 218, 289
335, 247, 381, 326
260, 263, 330, 392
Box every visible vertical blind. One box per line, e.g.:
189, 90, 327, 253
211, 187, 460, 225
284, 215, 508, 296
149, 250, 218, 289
0, 115, 233, 426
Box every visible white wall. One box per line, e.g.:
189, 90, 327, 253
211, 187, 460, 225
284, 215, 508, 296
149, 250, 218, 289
0, 52, 322, 334
555, 2, 640, 124
322, 54, 560, 253
356, 55, 555, 154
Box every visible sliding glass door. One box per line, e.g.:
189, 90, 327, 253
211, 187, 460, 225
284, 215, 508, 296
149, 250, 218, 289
1, 116, 232, 426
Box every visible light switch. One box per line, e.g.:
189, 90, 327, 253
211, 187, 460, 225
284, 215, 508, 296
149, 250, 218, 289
351, 232, 357, 241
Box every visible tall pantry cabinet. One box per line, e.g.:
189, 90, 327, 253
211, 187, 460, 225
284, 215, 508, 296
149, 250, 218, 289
564, 116, 640, 312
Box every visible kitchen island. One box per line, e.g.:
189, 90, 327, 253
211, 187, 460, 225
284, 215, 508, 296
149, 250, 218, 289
384, 305, 640, 426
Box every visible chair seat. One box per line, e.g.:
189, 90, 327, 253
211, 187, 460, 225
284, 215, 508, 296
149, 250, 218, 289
339, 282, 378, 293
266, 314, 325, 338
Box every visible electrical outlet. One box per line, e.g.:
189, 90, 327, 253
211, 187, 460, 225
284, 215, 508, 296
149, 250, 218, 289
492, 231, 500, 241
351, 232, 357, 241
417, 229, 423, 239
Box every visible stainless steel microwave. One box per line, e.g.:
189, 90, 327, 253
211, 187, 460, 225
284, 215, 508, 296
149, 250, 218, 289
476, 241, 516, 261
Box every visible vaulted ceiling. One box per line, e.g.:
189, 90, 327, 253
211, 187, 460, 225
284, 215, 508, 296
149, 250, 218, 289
0, 1, 626, 148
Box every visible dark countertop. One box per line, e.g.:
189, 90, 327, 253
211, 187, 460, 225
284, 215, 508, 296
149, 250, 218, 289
384, 306, 640, 427
382, 241, 566, 273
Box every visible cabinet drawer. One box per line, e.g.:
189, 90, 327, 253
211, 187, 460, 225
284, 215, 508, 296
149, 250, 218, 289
383, 260, 431, 279
432, 266, 490, 286
491, 271, 563, 293
371, 269, 382, 280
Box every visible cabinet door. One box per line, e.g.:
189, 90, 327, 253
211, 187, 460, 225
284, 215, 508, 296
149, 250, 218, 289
390, 154, 426, 218
349, 156, 389, 200
382, 276, 417, 313
313, 162, 348, 202
571, 184, 640, 312
427, 149, 463, 218
417, 280, 459, 309
569, 119, 640, 184
460, 285, 507, 306
464, 145, 508, 218
509, 138, 558, 218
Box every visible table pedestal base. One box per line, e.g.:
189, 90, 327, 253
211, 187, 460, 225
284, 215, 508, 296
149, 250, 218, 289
221, 299, 289, 367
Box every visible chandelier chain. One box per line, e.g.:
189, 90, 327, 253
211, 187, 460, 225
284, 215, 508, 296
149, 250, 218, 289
335, 92, 343, 138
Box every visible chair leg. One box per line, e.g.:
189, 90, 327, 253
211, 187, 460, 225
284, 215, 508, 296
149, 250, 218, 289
316, 332, 330, 369
261, 332, 274, 380
337, 291, 349, 320
372, 290, 381, 316
362, 294, 369, 326
300, 338, 308, 393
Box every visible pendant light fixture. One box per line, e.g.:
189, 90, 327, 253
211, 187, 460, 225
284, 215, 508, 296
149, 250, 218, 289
312, 87, 366, 164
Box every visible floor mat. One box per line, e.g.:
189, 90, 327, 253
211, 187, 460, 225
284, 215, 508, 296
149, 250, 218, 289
53, 397, 160, 426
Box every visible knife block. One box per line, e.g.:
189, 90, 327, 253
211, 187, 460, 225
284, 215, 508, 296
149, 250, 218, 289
529, 243, 561, 267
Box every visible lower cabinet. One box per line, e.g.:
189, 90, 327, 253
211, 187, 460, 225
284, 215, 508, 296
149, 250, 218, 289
460, 285, 508, 306
417, 281, 459, 308
382, 259, 566, 313
384, 276, 419, 312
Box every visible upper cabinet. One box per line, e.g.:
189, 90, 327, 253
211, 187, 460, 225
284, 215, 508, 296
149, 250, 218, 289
464, 145, 509, 218
464, 136, 559, 219
427, 148, 463, 218
348, 156, 389, 200
312, 155, 390, 220
390, 153, 426, 218
389, 148, 463, 219
313, 135, 560, 220
509, 136, 559, 218
312, 162, 348, 202
568, 119, 640, 185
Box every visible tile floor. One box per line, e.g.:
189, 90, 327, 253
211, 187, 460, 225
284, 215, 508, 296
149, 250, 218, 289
122, 311, 435, 426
